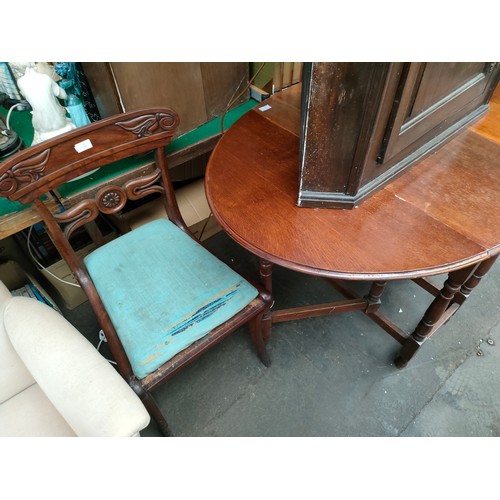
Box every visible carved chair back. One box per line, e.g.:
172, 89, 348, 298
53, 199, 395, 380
0, 108, 273, 436
0, 108, 184, 380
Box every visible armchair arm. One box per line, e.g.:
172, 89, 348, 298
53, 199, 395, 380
4, 297, 150, 436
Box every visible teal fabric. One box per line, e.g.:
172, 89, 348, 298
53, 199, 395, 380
84, 219, 258, 379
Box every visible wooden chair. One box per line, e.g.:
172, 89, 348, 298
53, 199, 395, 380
0, 108, 272, 436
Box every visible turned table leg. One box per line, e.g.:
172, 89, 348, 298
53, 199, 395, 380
365, 281, 387, 313
453, 255, 498, 306
394, 264, 477, 368
259, 258, 274, 344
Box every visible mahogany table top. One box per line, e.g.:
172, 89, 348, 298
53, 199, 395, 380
205, 84, 500, 281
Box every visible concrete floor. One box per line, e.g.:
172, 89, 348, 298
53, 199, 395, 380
62, 230, 500, 437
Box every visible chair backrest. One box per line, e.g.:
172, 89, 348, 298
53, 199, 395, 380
0, 108, 179, 199
0, 108, 184, 380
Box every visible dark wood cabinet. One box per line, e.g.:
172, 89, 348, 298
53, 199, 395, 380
298, 62, 499, 209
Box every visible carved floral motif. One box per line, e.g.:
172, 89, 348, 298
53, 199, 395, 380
53, 199, 100, 240
115, 112, 178, 137
102, 191, 121, 209
124, 169, 164, 200
0, 149, 50, 197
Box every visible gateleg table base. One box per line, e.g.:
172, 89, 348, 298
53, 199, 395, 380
259, 256, 498, 367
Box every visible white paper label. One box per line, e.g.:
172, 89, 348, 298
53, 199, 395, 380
259, 104, 272, 112
74, 139, 93, 153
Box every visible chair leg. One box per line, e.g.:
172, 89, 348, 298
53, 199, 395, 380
249, 314, 271, 367
129, 378, 173, 436
139, 390, 174, 437
259, 258, 274, 344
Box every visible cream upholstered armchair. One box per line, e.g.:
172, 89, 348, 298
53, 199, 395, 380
0, 282, 150, 437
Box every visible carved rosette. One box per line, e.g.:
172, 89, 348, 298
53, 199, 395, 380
0, 149, 50, 197
115, 111, 179, 137
96, 185, 127, 214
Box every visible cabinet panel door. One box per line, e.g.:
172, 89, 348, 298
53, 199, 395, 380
379, 62, 498, 164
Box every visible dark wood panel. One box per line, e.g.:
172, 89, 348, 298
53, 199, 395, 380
409, 62, 485, 118
299, 63, 387, 196
297, 62, 499, 209
381, 62, 496, 164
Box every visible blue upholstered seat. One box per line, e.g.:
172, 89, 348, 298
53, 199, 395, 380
84, 218, 258, 379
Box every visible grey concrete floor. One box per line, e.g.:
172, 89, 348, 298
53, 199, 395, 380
61, 231, 500, 437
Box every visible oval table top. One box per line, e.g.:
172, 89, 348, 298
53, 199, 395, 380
205, 84, 500, 281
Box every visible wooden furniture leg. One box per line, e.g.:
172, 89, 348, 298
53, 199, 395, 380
259, 258, 274, 344
453, 255, 498, 306
365, 281, 387, 312
248, 315, 271, 366
129, 379, 173, 436
394, 264, 478, 368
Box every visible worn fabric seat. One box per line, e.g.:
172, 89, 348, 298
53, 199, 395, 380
84, 218, 258, 380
